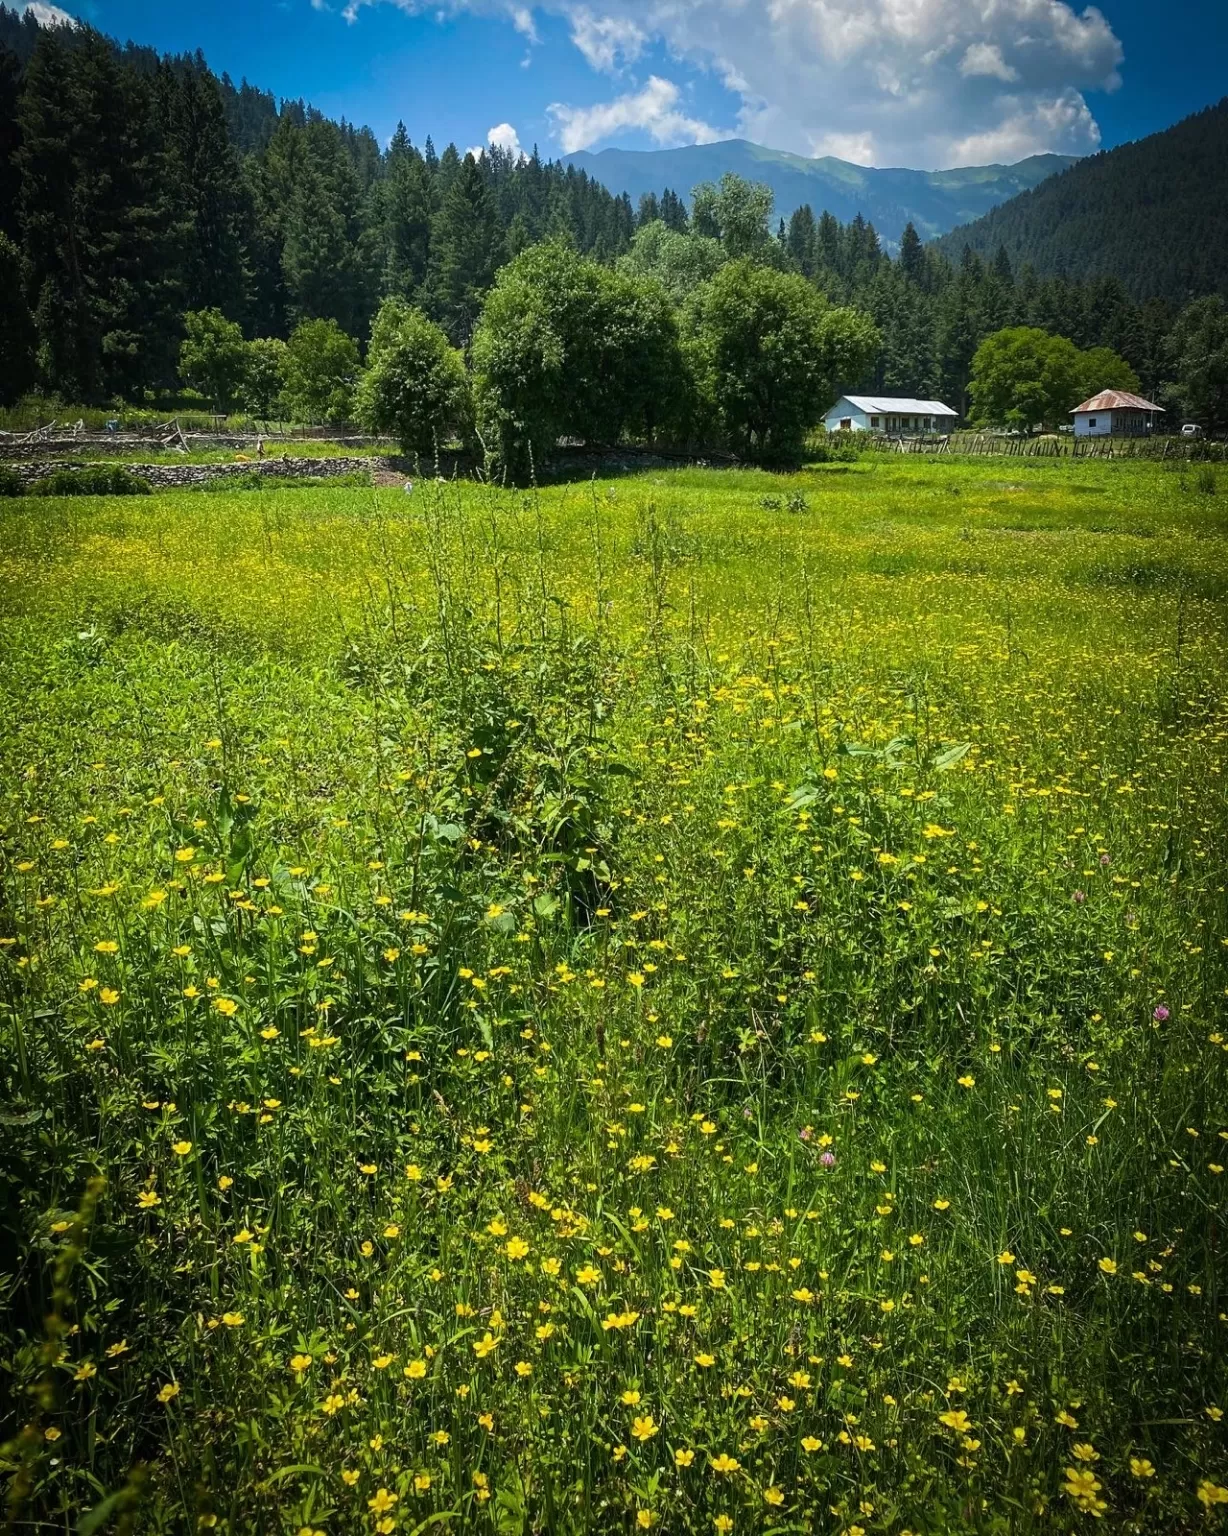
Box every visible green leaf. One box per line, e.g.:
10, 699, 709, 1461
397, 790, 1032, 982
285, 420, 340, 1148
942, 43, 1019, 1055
931, 742, 972, 770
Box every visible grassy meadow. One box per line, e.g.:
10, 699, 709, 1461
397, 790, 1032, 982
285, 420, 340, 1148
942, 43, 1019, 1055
1, 457, 1227, 1534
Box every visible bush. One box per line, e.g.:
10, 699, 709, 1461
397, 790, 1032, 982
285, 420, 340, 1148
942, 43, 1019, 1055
281, 319, 361, 426
809, 436, 860, 463
0, 466, 24, 496
28, 466, 152, 496
355, 300, 470, 456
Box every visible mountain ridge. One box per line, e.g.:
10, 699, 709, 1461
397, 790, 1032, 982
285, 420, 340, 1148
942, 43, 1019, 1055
564, 139, 1078, 245
933, 99, 1228, 303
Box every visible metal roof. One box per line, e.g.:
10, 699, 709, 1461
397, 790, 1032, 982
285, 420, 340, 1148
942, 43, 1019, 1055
1072, 390, 1164, 414
832, 396, 959, 416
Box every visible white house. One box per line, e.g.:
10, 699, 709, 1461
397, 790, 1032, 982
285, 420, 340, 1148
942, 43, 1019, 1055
824, 395, 959, 434
1071, 390, 1164, 438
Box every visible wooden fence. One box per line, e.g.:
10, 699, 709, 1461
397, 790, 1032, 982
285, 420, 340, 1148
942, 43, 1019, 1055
858, 431, 1228, 461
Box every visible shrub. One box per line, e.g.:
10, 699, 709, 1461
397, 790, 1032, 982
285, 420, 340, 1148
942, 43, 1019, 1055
809, 436, 860, 463
28, 466, 151, 496
355, 300, 470, 456
0, 465, 24, 496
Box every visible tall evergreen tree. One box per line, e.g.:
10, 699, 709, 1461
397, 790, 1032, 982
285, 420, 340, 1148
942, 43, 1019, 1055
899, 222, 924, 283
786, 205, 817, 278
381, 123, 431, 298
157, 63, 246, 317
424, 152, 500, 344
0, 44, 21, 241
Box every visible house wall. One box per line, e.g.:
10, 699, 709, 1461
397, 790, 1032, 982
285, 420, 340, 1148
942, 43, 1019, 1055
1074, 410, 1155, 438
823, 404, 955, 434
823, 406, 872, 432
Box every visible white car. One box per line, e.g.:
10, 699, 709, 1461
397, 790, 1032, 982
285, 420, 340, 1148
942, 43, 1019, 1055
1181, 423, 1203, 438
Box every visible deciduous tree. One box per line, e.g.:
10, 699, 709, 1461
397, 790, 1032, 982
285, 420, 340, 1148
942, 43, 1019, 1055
280, 316, 360, 424
683, 260, 878, 461
354, 299, 469, 454
179, 307, 248, 412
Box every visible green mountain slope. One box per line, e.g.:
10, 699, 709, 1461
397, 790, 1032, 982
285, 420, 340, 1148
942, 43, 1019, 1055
564, 139, 1076, 244
935, 99, 1228, 304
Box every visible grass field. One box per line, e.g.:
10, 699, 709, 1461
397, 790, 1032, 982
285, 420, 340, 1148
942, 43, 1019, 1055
2, 457, 1227, 1534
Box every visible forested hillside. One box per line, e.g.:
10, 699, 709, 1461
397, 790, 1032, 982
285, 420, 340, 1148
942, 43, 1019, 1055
935, 100, 1228, 305
0, 6, 638, 402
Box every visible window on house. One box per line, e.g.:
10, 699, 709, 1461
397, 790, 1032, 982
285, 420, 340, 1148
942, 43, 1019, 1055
1088, 418, 1097, 427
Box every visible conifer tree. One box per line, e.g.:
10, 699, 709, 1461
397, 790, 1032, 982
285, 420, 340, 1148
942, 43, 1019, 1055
382, 125, 432, 298
424, 152, 500, 344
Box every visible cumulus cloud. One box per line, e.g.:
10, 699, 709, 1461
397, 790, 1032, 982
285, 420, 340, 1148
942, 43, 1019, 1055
341, 0, 1124, 165
467, 122, 527, 159
948, 86, 1101, 163
810, 131, 878, 166
548, 75, 722, 152
960, 43, 1019, 83
568, 9, 646, 71
18, 0, 79, 26
571, 0, 1121, 164
488, 121, 525, 155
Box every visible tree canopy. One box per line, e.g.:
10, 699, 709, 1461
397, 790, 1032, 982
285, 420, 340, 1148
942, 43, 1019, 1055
355, 299, 469, 454
472, 242, 685, 475
683, 261, 879, 461
968, 327, 1138, 433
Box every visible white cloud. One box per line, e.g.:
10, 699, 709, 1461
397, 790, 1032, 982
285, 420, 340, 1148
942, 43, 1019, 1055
18, 0, 79, 26
339, 0, 1124, 166
948, 86, 1101, 163
960, 43, 1019, 82
548, 74, 722, 152
546, 0, 1119, 165
467, 122, 527, 158
488, 121, 525, 155
508, 5, 538, 41
568, 8, 645, 71
810, 131, 877, 166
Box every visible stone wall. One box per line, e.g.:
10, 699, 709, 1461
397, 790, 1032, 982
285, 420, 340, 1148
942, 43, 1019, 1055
10, 457, 380, 488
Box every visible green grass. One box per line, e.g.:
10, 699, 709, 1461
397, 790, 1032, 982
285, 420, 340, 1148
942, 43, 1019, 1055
1, 458, 1227, 1534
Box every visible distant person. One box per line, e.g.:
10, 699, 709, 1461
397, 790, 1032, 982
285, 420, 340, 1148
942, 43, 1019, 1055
256, 437, 265, 459
404, 480, 414, 494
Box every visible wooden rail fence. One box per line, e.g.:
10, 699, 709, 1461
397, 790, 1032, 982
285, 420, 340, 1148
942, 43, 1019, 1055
858, 432, 1228, 461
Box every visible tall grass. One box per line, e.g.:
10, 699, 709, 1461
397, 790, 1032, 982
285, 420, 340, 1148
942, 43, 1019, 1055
1, 459, 1226, 1533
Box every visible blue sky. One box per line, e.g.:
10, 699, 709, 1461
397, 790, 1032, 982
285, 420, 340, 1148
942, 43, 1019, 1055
23, 0, 1228, 170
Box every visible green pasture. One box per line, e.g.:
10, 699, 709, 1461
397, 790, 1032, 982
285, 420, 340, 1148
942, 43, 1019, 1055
1, 457, 1226, 1533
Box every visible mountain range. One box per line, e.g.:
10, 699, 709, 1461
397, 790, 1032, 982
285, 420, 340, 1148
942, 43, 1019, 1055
564, 140, 1078, 246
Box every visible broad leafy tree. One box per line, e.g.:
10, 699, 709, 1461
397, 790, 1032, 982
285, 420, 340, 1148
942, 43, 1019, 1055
968, 326, 1086, 432
242, 336, 287, 417
354, 298, 469, 454
617, 221, 725, 308
472, 242, 686, 475
1163, 296, 1228, 432
1077, 346, 1140, 400
179, 307, 248, 412
280, 317, 361, 424
691, 173, 774, 259
683, 260, 878, 461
